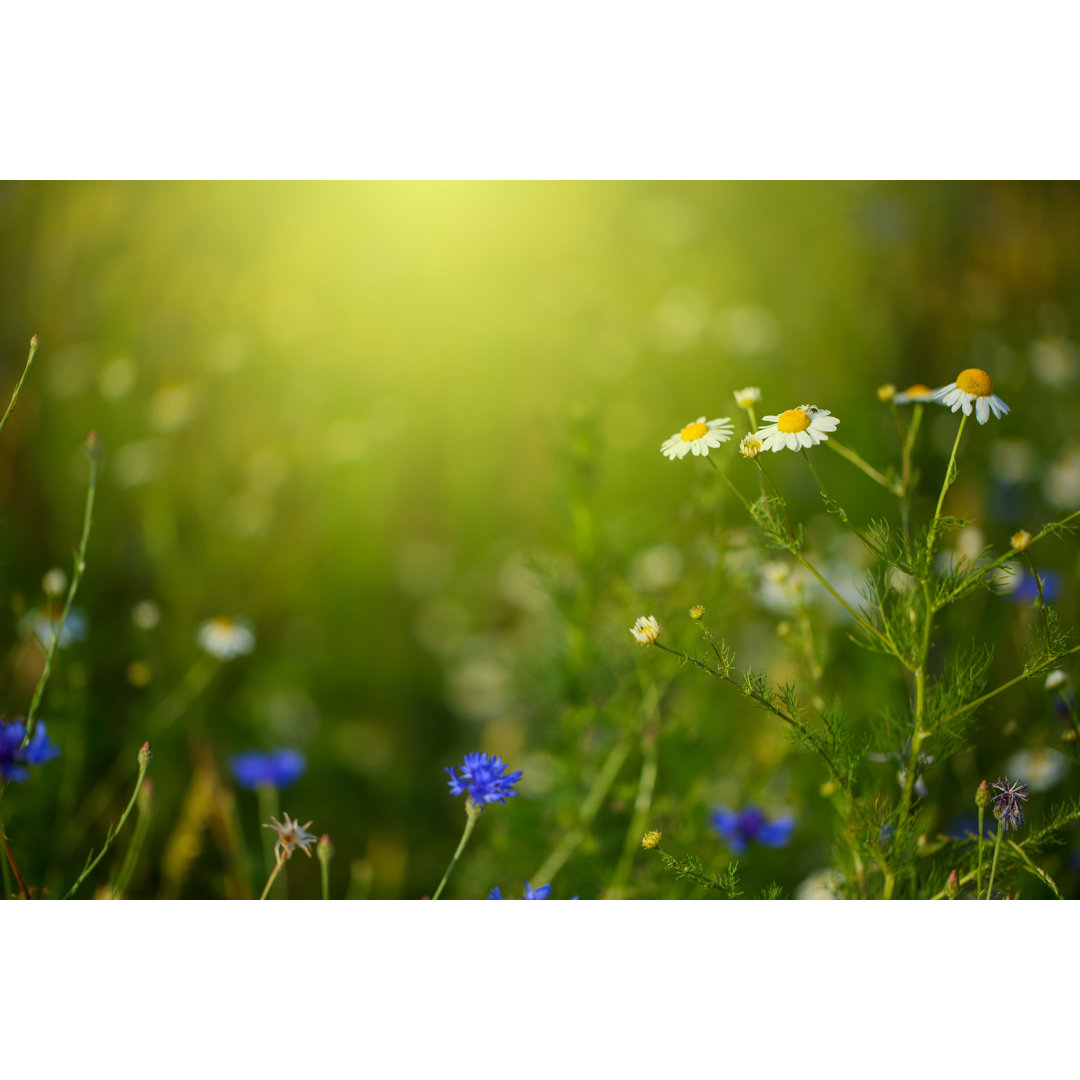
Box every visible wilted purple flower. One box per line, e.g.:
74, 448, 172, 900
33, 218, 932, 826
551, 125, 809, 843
445, 752, 522, 806
710, 805, 794, 854
230, 748, 306, 790
0, 718, 61, 782
991, 776, 1029, 831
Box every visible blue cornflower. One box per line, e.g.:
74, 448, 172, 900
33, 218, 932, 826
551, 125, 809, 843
991, 776, 1029, 831
0, 718, 61, 782
230, 748, 306, 790
1011, 570, 1060, 606
488, 881, 575, 899
445, 751, 522, 806
710, 805, 795, 854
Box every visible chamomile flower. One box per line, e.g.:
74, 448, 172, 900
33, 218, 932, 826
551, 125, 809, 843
931, 368, 1010, 424
755, 405, 839, 453
733, 386, 761, 408
660, 416, 734, 460
892, 384, 935, 404
630, 615, 661, 645
262, 812, 318, 861
197, 616, 255, 660
738, 433, 762, 459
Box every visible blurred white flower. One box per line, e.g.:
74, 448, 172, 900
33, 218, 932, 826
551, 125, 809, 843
1004, 748, 1068, 793
197, 616, 255, 660
132, 600, 161, 630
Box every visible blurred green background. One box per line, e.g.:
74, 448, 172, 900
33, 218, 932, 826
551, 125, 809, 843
1, 181, 1078, 898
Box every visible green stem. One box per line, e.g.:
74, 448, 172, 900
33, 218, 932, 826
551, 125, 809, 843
0, 335, 39, 438
64, 746, 151, 899
257, 784, 286, 900
432, 801, 481, 900
825, 438, 903, 496
111, 782, 153, 899
976, 804, 985, 900
608, 720, 659, 898
23, 436, 100, 744
1, 821, 31, 899
925, 413, 967, 565
985, 818, 1004, 900
705, 455, 753, 513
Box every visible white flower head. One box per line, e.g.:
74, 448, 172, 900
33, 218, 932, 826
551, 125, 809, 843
738, 433, 763, 459
931, 368, 1009, 424
263, 812, 317, 862
630, 615, 661, 646
755, 405, 839, 453
892, 383, 935, 404
733, 386, 761, 408
42, 567, 68, 597
1004, 748, 1069, 793
660, 416, 734, 460
1045, 670, 1069, 691
197, 616, 256, 660
132, 600, 161, 630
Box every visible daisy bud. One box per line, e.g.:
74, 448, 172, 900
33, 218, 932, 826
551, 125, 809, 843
688, 605, 705, 621
86, 430, 103, 461
641, 830, 662, 850
30, 334, 40, 350
42, 567, 68, 597
1044, 670, 1068, 691
738, 433, 762, 459
975, 780, 989, 808
946, 870, 959, 899
630, 615, 661, 646
138, 741, 152, 769
877, 383, 897, 403
317, 834, 334, 868
1010, 530, 1032, 552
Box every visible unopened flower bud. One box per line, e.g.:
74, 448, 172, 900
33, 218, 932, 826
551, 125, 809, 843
138, 741, 152, 769
1010, 530, 1032, 552
739, 433, 762, 459
975, 780, 989, 808
30, 334, 40, 351
819, 780, 837, 798
317, 834, 333, 866
640, 830, 662, 850
86, 430, 103, 461
1044, 670, 1068, 691
689, 605, 705, 621
946, 869, 958, 899
877, 383, 897, 403
137, 777, 156, 814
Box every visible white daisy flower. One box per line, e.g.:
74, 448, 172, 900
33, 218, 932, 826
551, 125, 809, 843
733, 386, 761, 408
660, 416, 734, 460
629, 615, 661, 645
1044, 670, 1069, 691
263, 812, 318, 862
892, 383, 935, 404
755, 405, 839, 453
738, 433, 763, 459
931, 368, 1009, 424
1004, 748, 1069, 793
197, 615, 256, 660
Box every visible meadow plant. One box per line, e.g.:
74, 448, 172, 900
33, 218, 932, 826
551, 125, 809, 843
634, 368, 1079, 899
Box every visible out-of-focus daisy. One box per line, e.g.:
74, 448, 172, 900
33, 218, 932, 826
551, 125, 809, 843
893, 384, 934, 404
263, 812, 317, 862
755, 405, 839, 453
41, 568, 68, 597
1044, 670, 1069, 691
132, 600, 161, 630
629, 615, 661, 645
1004, 748, 1068, 793
733, 387, 761, 408
660, 416, 734, 460
794, 868, 845, 900
20, 604, 88, 650
197, 616, 255, 660
931, 368, 1010, 424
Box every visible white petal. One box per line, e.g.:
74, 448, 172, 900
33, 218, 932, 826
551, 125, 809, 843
975, 396, 990, 424
961, 397, 973, 416
785, 433, 799, 451
761, 415, 780, 423
797, 430, 813, 447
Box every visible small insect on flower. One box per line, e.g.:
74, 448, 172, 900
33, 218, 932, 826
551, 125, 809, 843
733, 386, 761, 408
755, 405, 839, 453
263, 812, 318, 862
990, 776, 1029, 831
660, 416, 735, 460
445, 751, 523, 806
630, 615, 661, 645
931, 368, 1010, 424
892, 384, 935, 404
197, 616, 256, 660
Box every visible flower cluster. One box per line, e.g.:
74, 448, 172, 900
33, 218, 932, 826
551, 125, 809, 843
445, 751, 522, 806
0, 718, 61, 782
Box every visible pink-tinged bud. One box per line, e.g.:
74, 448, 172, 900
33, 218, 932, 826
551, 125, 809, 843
317, 834, 334, 867
29, 334, 40, 351
86, 430, 103, 461
975, 780, 989, 808
138, 741, 152, 769
946, 870, 958, 899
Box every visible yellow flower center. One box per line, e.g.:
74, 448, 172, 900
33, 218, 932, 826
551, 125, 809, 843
955, 368, 993, 397
776, 409, 811, 433
680, 421, 709, 441
211, 617, 236, 631
904, 384, 930, 396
